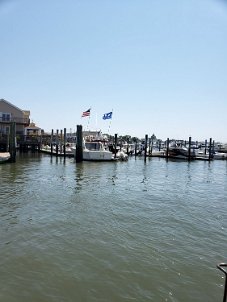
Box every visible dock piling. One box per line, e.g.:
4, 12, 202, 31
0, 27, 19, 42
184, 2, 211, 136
76, 125, 83, 162
144, 134, 148, 161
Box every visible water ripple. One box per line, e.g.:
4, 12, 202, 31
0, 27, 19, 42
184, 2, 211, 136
0, 154, 227, 301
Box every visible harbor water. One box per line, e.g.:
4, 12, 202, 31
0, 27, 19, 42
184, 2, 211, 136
0, 153, 227, 302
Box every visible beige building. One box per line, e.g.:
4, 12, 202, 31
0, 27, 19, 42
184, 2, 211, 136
24, 122, 42, 136
0, 99, 30, 135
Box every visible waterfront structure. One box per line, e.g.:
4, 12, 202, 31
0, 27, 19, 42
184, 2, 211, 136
0, 99, 30, 135
24, 122, 42, 136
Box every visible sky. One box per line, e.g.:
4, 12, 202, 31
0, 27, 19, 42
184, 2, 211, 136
0, 0, 227, 142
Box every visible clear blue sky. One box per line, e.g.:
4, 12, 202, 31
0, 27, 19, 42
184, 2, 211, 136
1, 0, 227, 142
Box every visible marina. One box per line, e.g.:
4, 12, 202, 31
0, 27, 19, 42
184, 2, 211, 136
0, 152, 227, 301
1, 0, 227, 300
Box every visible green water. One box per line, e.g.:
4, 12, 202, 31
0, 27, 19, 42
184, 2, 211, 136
0, 153, 227, 301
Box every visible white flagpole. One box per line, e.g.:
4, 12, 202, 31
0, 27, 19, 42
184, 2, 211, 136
95, 112, 98, 132
107, 109, 113, 135
87, 115, 90, 131
86, 107, 91, 131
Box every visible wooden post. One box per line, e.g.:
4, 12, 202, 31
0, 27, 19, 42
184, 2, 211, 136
9, 122, 16, 162
148, 137, 151, 155
151, 137, 153, 155
205, 139, 207, 155
114, 134, 118, 158
63, 128, 66, 158
51, 129, 54, 155
56, 129, 59, 156
135, 140, 137, 158
60, 129, 63, 154
144, 134, 148, 161
76, 125, 83, 162
166, 138, 169, 159
188, 136, 191, 161
209, 138, 212, 161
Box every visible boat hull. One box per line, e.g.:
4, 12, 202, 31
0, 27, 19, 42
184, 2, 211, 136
0, 152, 11, 163
83, 150, 114, 161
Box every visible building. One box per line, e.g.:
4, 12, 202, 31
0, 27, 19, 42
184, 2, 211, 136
24, 122, 42, 136
0, 99, 30, 135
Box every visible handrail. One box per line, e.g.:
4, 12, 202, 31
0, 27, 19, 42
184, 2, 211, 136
0, 117, 30, 124
217, 263, 227, 302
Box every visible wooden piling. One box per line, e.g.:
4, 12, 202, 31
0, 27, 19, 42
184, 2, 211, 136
63, 128, 66, 158
204, 139, 207, 155
9, 122, 16, 162
76, 125, 83, 162
114, 134, 118, 158
209, 138, 212, 161
188, 136, 191, 161
60, 129, 63, 154
166, 138, 169, 159
51, 129, 54, 155
144, 134, 148, 161
56, 129, 59, 156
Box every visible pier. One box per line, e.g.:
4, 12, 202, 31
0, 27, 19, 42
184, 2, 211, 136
0, 123, 226, 162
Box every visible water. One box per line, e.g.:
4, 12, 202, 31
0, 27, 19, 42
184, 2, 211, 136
0, 153, 227, 302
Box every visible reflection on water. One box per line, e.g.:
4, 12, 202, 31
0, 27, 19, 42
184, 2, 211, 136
0, 153, 227, 302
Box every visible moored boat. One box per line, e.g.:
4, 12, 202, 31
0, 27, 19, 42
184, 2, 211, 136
168, 143, 195, 159
213, 152, 227, 160
0, 152, 11, 163
81, 141, 115, 161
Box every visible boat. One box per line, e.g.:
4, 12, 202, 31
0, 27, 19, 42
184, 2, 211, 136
168, 143, 195, 159
213, 152, 227, 160
0, 152, 11, 163
82, 141, 115, 161
217, 143, 227, 153
121, 143, 135, 155
149, 148, 166, 157
115, 150, 128, 161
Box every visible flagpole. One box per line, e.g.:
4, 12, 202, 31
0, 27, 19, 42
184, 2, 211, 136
107, 109, 113, 135
87, 114, 90, 131
81, 108, 91, 133
95, 112, 98, 133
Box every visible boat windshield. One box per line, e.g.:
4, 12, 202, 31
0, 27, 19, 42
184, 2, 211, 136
85, 142, 102, 151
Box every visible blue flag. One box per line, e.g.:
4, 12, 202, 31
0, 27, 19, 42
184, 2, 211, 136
103, 112, 112, 120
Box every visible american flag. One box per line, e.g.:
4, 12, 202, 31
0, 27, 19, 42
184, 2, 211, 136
81, 108, 91, 117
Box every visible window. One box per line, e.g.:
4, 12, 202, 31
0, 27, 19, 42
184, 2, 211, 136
2, 113, 11, 121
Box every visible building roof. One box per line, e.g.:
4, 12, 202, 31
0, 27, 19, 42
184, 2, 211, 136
0, 99, 30, 114
25, 122, 41, 130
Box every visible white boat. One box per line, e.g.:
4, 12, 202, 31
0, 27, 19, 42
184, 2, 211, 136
82, 141, 115, 161
168, 143, 195, 159
195, 149, 214, 160
150, 149, 166, 157
217, 143, 227, 153
213, 152, 227, 160
0, 152, 11, 163
121, 143, 135, 155
115, 150, 128, 161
